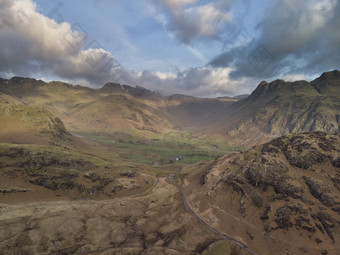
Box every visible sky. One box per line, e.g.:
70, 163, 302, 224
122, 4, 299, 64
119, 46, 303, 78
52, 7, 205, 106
0, 0, 340, 97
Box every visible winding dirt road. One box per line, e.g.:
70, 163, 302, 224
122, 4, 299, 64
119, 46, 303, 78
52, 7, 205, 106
169, 174, 260, 255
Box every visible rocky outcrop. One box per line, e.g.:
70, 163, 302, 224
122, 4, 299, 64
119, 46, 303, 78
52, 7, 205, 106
274, 204, 294, 229
198, 132, 340, 247
101, 82, 160, 99
0, 186, 29, 194
303, 177, 338, 207
312, 211, 339, 241
120, 171, 136, 178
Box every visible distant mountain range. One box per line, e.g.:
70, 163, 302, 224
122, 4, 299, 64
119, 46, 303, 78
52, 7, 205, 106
0, 76, 236, 142
0, 70, 339, 145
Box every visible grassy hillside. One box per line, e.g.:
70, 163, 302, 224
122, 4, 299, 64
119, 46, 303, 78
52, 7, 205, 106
65, 93, 174, 134
0, 99, 71, 144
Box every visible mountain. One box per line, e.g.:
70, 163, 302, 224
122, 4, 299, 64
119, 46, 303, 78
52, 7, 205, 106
65, 93, 174, 134
204, 70, 340, 145
185, 132, 340, 255
0, 78, 171, 136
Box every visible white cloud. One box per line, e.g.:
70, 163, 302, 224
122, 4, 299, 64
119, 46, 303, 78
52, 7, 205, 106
136, 67, 255, 97
0, 0, 254, 97
151, 0, 232, 44
161, 0, 198, 9
0, 0, 128, 86
154, 71, 177, 80
282, 74, 309, 82
184, 3, 231, 37
0, 0, 81, 59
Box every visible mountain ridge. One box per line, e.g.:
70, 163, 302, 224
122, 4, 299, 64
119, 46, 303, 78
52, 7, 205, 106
203, 70, 340, 145
0, 70, 339, 144
2, 69, 340, 98
0, 76, 237, 136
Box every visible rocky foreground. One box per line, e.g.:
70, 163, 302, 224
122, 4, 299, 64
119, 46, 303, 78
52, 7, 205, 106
185, 132, 340, 255
0, 177, 253, 255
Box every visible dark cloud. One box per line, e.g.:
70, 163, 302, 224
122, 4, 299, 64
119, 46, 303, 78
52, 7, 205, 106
210, 0, 340, 80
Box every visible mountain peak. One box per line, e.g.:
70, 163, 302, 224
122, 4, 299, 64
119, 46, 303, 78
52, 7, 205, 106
247, 79, 288, 100
9, 76, 39, 83
5, 77, 47, 87
318, 70, 340, 80
258, 81, 268, 86
102, 82, 123, 91
101, 82, 159, 99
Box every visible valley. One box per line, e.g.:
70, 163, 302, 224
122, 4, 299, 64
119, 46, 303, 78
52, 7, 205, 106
0, 71, 339, 255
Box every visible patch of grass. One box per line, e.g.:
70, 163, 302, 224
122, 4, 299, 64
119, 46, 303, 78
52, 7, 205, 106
198, 224, 210, 237
175, 236, 185, 251
36, 236, 49, 253
205, 240, 230, 255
